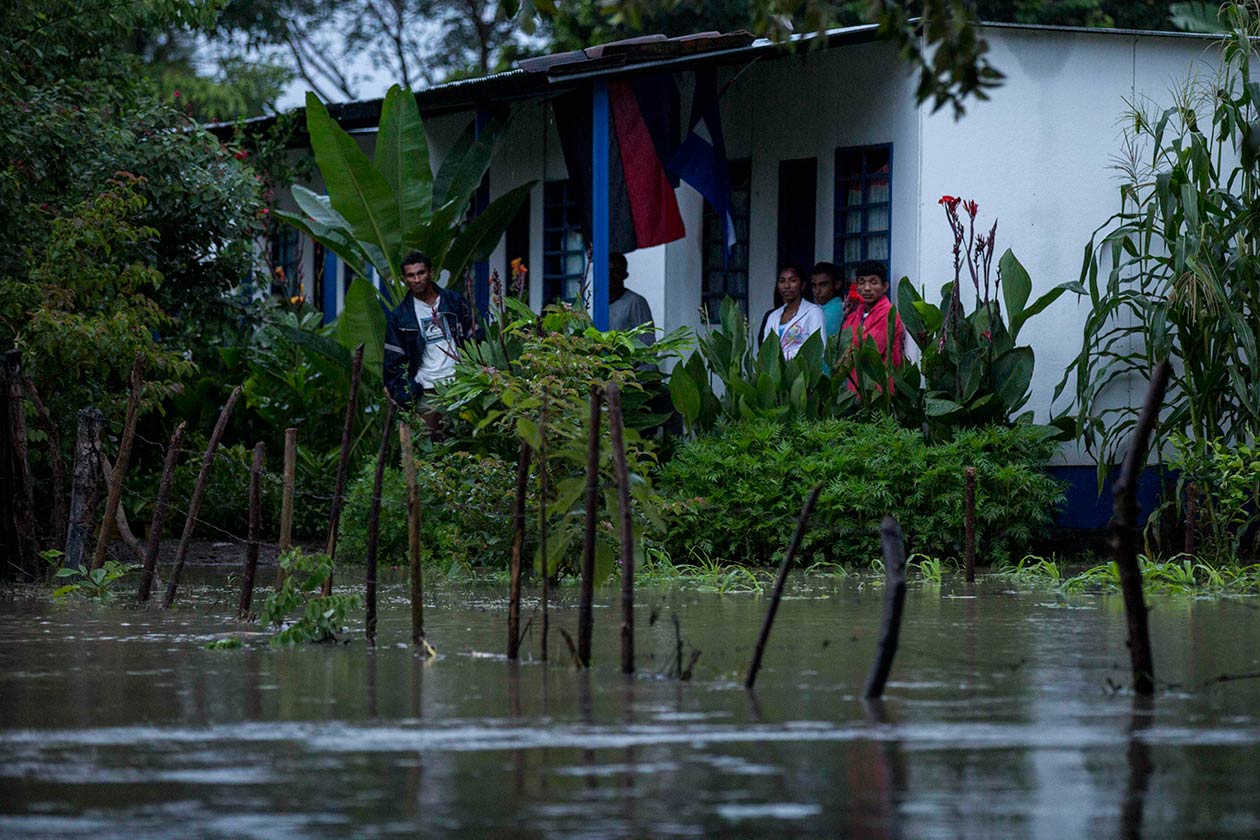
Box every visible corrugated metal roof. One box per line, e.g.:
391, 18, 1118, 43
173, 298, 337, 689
204, 20, 1215, 140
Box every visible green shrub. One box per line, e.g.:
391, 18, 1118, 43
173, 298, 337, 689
656, 417, 1064, 566
339, 450, 535, 569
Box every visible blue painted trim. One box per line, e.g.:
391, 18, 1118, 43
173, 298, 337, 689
1047, 465, 1168, 530
592, 80, 610, 331
473, 107, 491, 316
322, 248, 339, 325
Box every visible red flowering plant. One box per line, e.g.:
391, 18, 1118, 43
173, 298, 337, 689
894, 195, 1073, 437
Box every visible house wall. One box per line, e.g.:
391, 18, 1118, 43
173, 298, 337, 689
918, 27, 1222, 457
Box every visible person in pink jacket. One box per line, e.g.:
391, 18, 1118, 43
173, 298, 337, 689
840, 260, 904, 391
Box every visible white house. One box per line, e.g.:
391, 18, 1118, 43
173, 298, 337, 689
263, 22, 1222, 527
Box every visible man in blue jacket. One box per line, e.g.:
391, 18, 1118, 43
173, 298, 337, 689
383, 251, 477, 434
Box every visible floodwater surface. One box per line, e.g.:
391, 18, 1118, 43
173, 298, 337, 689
2, 571, 1259, 838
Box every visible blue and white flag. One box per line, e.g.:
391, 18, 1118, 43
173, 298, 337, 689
667, 68, 735, 265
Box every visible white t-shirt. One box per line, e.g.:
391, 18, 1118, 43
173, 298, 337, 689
760, 299, 827, 360
413, 298, 456, 389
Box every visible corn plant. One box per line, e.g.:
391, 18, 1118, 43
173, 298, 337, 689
1058, 6, 1260, 479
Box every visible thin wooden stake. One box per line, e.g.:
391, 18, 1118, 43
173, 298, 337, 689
578, 385, 603, 668
1183, 481, 1197, 557
744, 485, 822, 690
323, 344, 365, 597
21, 376, 67, 542
364, 398, 395, 646
1112, 359, 1171, 696
399, 421, 427, 649
4, 350, 37, 575
98, 449, 143, 563
137, 422, 185, 602
91, 355, 145, 570
276, 427, 297, 590
864, 516, 909, 699
237, 442, 265, 618
607, 383, 635, 675
539, 393, 550, 662
507, 441, 530, 661
964, 466, 977, 583
163, 386, 242, 609
64, 408, 104, 571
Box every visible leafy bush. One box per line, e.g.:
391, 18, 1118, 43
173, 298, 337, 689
1168, 435, 1260, 563
338, 450, 536, 570
259, 549, 359, 644
656, 417, 1064, 566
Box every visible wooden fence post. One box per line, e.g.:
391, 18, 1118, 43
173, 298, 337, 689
364, 398, 395, 646
4, 350, 38, 576
607, 384, 635, 676
864, 517, 909, 699
237, 442, 265, 618
507, 441, 530, 661
964, 466, 977, 583
399, 422, 426, 648
21, 376, 67, 543
162, 386, 241, 609
323, 344, 364, 597
1112, 360, 1171, 696
137, 422, 185, 602
745, 485, 822, 690
578, 386, 603, 668
64, 408, 104, 572
91, 355, 144, 570
276, 427, 296, 590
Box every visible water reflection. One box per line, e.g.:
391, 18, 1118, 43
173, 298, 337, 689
1122, 695, 1154, 840
1, 577, 1259, 837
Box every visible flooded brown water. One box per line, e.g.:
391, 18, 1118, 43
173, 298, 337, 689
2, 571, 1259, 837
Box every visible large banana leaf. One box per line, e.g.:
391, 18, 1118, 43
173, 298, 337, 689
438, 182, 535, 287
376, 86, 432, 242
305, 92, 402, 284
336, 276, 388, 379
272, 208, 370, 280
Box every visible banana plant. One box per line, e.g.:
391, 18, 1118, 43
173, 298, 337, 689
275, 84, 535, 377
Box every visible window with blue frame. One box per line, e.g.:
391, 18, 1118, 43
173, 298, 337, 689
543, 180, 587, 303
269, 223, 303, 297
833, 144, 891, 281
702, 158, 752, 319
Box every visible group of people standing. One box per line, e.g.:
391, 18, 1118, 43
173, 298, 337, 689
382, 250, 907, 435
759, 259, 905, 378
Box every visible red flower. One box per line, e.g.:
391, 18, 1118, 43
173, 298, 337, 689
963, 199, 979, 218
172, 90, 181, 98
848, 285, 862, 301
234, 149, 248, 161
938, 195, 960, 210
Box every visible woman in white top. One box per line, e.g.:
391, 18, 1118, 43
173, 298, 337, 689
759, 264, 827, 360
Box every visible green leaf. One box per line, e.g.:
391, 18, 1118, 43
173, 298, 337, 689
376, 85, 431, 240
999, 248, 1032, 323
438, 181, 535, 287
669, 365, 701, 425
992, 346, 1035, 414
305, 92, 402, 284
925, 396, 964, 418
335, 277, 387, 379
516, 417, 541, 449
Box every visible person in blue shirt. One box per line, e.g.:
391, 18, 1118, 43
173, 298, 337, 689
811, 261, 845, 339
